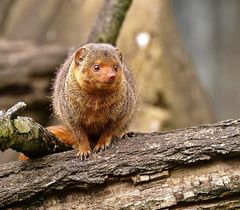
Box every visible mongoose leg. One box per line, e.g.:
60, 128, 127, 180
75, 130, 92, 160
94, 133, 112, 152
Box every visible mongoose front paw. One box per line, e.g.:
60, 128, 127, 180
76, 144, 92, 160
94, 135, 112, 152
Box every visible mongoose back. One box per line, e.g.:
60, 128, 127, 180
52, 43, 137, 159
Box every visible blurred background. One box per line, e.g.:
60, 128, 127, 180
0, 0, 239, 163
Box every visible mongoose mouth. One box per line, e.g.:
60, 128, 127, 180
81, 80, 117, 90
102, 80, 116, 84
96, 82, 116, 89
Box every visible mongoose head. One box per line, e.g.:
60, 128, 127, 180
72, 43, 125, 91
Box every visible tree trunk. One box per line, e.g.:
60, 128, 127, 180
0, 0, 15, 34
118, 0, 215, 132
1, 119, 240, 209
88, 0, 132, 45
171, 0, 240, 120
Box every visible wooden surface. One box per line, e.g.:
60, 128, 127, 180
1, 119, 240, 209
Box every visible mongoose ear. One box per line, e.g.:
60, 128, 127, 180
115, 48, 123, 61
74, 47, 88, 66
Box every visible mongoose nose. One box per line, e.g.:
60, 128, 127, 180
108, 72, 116, 81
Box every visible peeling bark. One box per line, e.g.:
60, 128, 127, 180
1, 119, 240, 209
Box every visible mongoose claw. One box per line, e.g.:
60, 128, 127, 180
94, 135, 112, 153
76, 148, 92, 160
94, 144, 107, 153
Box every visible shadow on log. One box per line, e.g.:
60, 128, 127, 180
1, 104, 240, 209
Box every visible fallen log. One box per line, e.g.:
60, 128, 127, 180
1, 116, 240, 209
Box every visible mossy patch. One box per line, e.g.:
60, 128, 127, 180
0, 119, 14, 138
14, 118, 31, 133
13, 118, 40, 139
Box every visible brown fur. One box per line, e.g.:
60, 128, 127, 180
52, 43, 137, 159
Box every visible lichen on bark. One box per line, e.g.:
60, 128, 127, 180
0, 102, 71, 157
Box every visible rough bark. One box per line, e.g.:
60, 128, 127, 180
88, 0, 132, 45
1, 119, 240, 209
0, 102, 71, 157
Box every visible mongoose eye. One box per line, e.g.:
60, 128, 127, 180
93, 64, 100, 71
113, 64, 118, 71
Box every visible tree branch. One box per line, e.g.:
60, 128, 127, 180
87, 0, 132, 45
0, 102, 71, 157
1, 119, 240, 209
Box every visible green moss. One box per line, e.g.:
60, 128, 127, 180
14, 118, 31, 133
0, 123, 10, 137
31, 126, 40, 139
0, 119, 13, 138
0, 119, 14, 151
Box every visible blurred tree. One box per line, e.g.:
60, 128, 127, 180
0, 0, 16, 33
1, 0, 103, 45
118, 0, 214, 131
